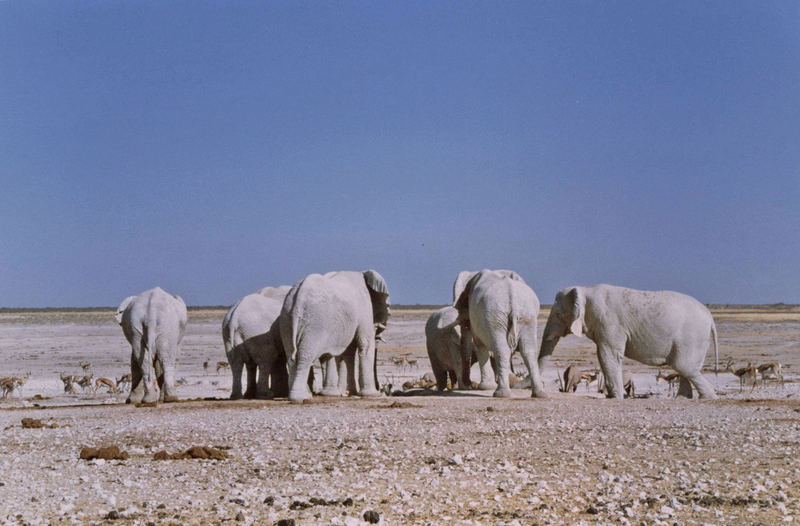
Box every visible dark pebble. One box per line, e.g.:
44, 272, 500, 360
275, 520, 295, 526
363, 510, 380, 523
104, 510, 120, 520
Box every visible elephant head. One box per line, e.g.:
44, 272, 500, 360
115, 296, 137, 325
539, 287, 585, 367
363, 269, 390, 330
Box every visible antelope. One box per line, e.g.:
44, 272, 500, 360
203, 360, 210, 375
391, 357, 407, 373
216, 361, 230, 374
580, 369, 600, 391
756, 362, 784, 389
94, 377, 118, 394
116, 374, 131, 391
726, 358, 758, 392
406, 358, 419, 370
559, 365, 583, 393
1, 373, 30, 398
60, 372, 78, 394
76, 374, 94, 394
79, 361, 92, 373
656, 370, 682, 397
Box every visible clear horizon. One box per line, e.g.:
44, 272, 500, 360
2, 1, 799, 308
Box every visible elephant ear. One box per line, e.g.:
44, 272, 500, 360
566, 287, 585, 335
363, 270, 390, 326
454, 271, 483, 319
452, 271, 477, 303
115, 295, 136, 325
362, 270, 389, 296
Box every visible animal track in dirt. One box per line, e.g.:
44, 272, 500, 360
152, 446, 228, 460
79, 445, 129, 460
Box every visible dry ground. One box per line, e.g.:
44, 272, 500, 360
0, 306, 798, 525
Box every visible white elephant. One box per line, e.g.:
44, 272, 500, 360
280, 270, 389, 402
539, 284, 719, 399
454, 269, 546, 398
256, 285, 292, 300
222, 292, 288, 400
115, 287, 187, 404
451, 270, 519, 389
425, 306, 481, 391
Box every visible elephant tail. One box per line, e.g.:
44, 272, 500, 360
506, 311, 518, 351
710, 322, 719, 376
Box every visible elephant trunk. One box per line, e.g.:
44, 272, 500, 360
538, 316, 561, 370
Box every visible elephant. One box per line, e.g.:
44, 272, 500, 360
451, 270, 519, 389
256, 285, 292, 300
280, 270, 389, 402
425, 306, 476, 391
454, 269, 547, 398
115, 287, 187, 404
539, 284, 719, 399
222, 292, 288, 400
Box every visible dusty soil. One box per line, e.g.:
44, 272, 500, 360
0, 306, 798, 525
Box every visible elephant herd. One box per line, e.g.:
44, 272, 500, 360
115, 269, 720, 404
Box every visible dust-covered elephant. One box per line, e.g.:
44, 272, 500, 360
454, 269, 546, 398
222, 291, 289, 399
425, 306, 476, 391
280, 270, 390, 402
539, 284, 718, 399
115, 287, 188, 404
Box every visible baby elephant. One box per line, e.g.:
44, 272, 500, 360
540, 284, 718, 399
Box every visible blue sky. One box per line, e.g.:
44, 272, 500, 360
1, 1, 798, 307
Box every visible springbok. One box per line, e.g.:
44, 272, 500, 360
0, 373, 30, 398
656, 370, 681, 397
60, 372, 78, 394
95, 377, 118, 394
580, 369, 600, 391
756, 362, 784, 389
116, 373, 132, 391
203, 360, 210, 375
559, 365, 583, 393
76, 375, 94, 394
726, 359, 758, 392
216, 361, 230, 374
79, 361, 92, 373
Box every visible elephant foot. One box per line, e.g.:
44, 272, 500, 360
142, 393, 159, 404
493, 388, 513, 398
320, 387, 344, 397
243, 391, 256, 399
531, 388, 549, 399
478, 381, 498, 391
288, 389, 312, 403
359, 388, 381, 398
254, 392, 274, 400
229, 393, 243, 400
163, 395, 178, 403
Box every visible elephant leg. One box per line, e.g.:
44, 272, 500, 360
485, 334, 513, 398
473, 343, 497, 391
159, 354, 178, 403
343, 348, 357, 396
228, 348, 244, 400
676, 376, 694, 399
430, 354, 448, 391
458, 331, 473, 389
270, 353, 290, 398
244, 359, 258, 399
596, 344, 625, 399
288, 354, 314, 403
155, 358, 165, 402
684, 372, 716, 399
320, 356, 342, 397
138, 336, 159, 404
517, 335, 547, 398
356, 337, 380, 397
127, 347, 144, 404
